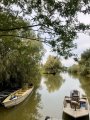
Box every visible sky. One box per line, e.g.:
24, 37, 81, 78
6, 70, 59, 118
42, 13, 90, 67
61, 33, 90, 66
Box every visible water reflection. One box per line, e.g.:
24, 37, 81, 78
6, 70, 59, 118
0, 73, 90, 120
68, 73, 90, 102
0, 90, 42, 120
44, 74, 63, 93
79, 76, 90, 102
68, 72, 79, 79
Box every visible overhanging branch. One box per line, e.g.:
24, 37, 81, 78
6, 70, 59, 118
0, 24, 42, 31
0, 34, 50, 43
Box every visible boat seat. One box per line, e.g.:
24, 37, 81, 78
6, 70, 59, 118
15, 93, 22, 96
71, 100, 79, 105
65, 98, 71, 103
18, 92, 24, 94
21, 90, 26, 92
81, 97, 87, 100
71, 100, 80, 109
79, 99, 86, 103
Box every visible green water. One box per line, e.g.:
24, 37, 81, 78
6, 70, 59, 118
0, 73, 90, 120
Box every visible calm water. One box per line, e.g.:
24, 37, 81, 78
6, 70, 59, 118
0, 73, 90, 120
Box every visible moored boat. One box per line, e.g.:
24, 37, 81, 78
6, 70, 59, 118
2, 84, 34, 108
63, 90, 89, 118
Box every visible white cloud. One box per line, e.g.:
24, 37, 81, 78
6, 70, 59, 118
78, 13, 90, 25
61, 58, 76, 67
73, 33, 90, 56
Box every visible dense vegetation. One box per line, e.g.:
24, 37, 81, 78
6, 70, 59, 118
0, 0, 90, 58
68, 64, 79, 74
0, 29, 43, 90
68, 49, 90, 77
79, 49, 90, 77
43, 55, 62, 74
0, 0, 47, 90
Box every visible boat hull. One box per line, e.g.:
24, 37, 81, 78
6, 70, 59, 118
2, 87, 33, 108
63, 107, 89, 118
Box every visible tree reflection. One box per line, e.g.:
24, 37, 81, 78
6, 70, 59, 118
68, 72, 79, 79
68, 72, 90, 102
44, 74, 63, 93
79, 76, 90, 102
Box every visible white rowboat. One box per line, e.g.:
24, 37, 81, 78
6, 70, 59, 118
2, 85, 34, 108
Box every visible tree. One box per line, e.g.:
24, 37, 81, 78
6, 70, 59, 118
0, 30, 44, 90
79, 49, 90, 77
44, 55, 62, 74
0, 0, 90, 57
68, 64, 79, 74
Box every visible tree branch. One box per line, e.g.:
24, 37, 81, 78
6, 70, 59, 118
0, 34, 50, 43
0, 24, 42, 31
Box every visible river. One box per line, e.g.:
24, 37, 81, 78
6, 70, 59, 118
0, 72, 90, 120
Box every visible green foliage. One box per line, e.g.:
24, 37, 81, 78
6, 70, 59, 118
43, 55, 62, 74
0, 3, 46, 90
81, 49, 90, 61
0, 33, 44, 90
79, 49, 90, 77
0, 0, 90, 57
68, 64, 79, 74
68, 49, 90, 77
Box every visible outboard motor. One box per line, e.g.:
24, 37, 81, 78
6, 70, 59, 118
70, 90, 80, 102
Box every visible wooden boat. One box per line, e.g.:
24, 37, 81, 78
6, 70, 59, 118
63, 90, 89, 118
2, 85, 34, 108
